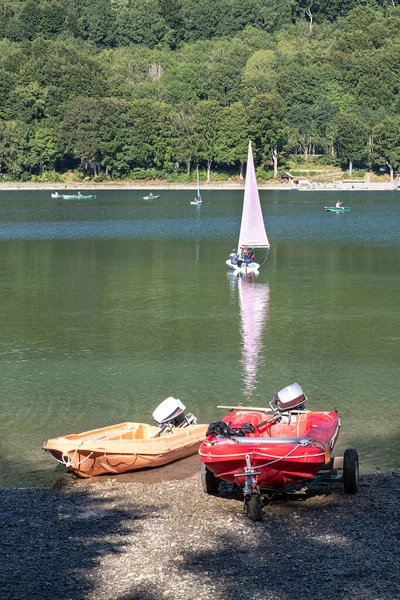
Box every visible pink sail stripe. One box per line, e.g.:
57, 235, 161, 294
239, 277, 270, 396
238, 141, 270, 250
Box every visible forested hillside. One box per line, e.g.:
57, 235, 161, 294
1, 0, 400, 182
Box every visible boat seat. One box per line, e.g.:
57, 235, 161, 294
230, 436, 311, 446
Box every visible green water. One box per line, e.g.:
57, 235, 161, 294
0, 189, 399, 487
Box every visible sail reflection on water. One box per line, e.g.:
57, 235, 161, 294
238, 275, 270, 398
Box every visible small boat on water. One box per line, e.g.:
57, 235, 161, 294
191, 167, 203, 205
325, 206, 350, 212
199, 383, 359, 521
42, 397, 207, 478
141, 194, 160, 200
226, 141, 270, 275
51, 193, 95, 200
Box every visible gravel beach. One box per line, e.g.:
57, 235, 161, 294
0, 460, 398, 600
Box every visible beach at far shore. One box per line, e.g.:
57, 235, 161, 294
0, 181, 399, 191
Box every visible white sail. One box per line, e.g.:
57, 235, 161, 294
237, 142, 270, 250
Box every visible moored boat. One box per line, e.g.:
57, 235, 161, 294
141, 194, 160, 200
325, 206, 350, 212
51, 193, 95, 200
43, 397, 207, 478
199, 383, 359, 520
226, 141, 270, 274
191, 167, 202, 204
62, 194, 95, 200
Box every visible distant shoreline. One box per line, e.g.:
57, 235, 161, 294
0, 182, 398, 191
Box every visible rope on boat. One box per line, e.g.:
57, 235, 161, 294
46, 439, 95, 468
256, 248, 270, 267
64, 451, 94, 467
255, 444, 325, 468
46, 450, 95, 468
199, 443, 326, 468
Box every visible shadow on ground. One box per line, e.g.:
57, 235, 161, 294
0, 486, 161, 600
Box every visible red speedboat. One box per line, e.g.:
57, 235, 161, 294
199, 383, 358, 521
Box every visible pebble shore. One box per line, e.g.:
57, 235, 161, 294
0, 463, 398, 600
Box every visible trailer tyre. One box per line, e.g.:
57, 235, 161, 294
246, 493, 263, 522
200, 463, 219, 494
343, 448, 359, 494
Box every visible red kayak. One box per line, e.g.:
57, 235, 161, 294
199, 383, 358, 520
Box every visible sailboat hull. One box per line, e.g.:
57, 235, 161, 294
226, 259, 260, 274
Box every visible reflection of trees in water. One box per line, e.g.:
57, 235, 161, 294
238, 275, 270, 399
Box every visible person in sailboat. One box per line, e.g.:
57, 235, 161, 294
245, 248, 255, 263
229, 249, 239, 265
242, 247, 254, 264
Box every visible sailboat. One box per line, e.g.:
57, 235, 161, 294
226, 142, 270, 274
191, 167, 202, 205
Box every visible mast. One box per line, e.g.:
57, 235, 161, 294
197, 167, 201, 201
237, 142, 270, 251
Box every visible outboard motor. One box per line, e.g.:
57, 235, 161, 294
152, 397, 197, 436
273, 383, 307, 411
270, 383, 307, 423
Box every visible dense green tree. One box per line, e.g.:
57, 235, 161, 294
128, 99, 174, 169
0, 1, 14, 39
0, 120, 31, 178
8, 82, 49, 122
219, 103, 250, 178
158, 0, 185, 49
194, 100, 224, 181
114, 0, 169, 48
203, 40, 249, 105
248, 94, 288, 178
335, 114, 368, 174
61, 98, 103, 175
314, 100, 339, 159
29, 119, 63, 173
287, 104, 318, 160
169, 106, 196, 174
98, 98, 133, 177
243, 49, 278, 97
19, 39, 110, 113
79, 0, 118, 47
373, 118, 400, 182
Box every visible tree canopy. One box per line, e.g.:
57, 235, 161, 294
0, 0, 400, 180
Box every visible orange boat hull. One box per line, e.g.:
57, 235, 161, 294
43, 422, 208, 478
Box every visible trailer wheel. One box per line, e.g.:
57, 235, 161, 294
343, 448, 359, 494
200, 463, 219, 494
246, 493, 263, 522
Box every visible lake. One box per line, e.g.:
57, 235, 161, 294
0, 188, 399, 488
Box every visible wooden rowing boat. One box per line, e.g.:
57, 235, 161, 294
43, 421, 208, 478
